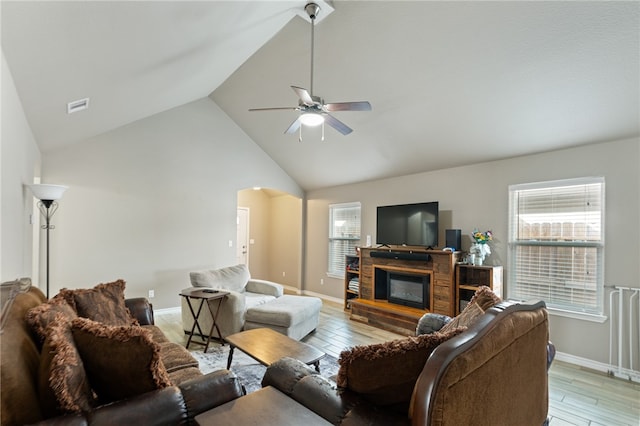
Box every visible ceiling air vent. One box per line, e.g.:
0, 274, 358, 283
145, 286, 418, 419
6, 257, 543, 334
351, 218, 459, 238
67, 98, 89, 114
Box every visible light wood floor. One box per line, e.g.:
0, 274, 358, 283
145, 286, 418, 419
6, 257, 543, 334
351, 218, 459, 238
156, 300, 640, 426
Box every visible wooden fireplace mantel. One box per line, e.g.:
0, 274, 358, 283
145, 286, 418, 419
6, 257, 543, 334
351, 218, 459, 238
350, 247, 460, 335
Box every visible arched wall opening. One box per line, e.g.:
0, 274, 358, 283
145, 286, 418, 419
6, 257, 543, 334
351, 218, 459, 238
237, 188, 303, 292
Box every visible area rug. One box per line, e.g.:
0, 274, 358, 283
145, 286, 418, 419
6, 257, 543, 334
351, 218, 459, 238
190, 344, 340, 394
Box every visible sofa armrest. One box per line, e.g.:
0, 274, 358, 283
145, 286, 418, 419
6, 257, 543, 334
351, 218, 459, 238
263, 358, 407, 425
178, 369, 244, 417
263, 357, 352, 424
181, 287, 247, 338
32, 387, 188, 426
547, 341, 556, 370
246, 279, 284, 297
32, 372, 244, 426
30, 414, 87, 426
125, 297, 154, 325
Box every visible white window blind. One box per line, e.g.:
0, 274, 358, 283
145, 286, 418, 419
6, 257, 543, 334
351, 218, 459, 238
508, 177, 604, 315
328, 202, 361, 277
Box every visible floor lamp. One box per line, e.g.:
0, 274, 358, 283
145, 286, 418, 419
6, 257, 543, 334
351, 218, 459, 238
29, 184, 68, 299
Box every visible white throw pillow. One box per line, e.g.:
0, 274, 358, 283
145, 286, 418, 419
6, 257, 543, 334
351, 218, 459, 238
189, 264, 250, 293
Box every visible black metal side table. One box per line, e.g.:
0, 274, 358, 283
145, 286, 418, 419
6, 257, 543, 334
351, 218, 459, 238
179, 288, 229, 353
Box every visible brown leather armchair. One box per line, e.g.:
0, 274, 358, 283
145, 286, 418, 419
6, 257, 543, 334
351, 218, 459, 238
263, 301, 554, 426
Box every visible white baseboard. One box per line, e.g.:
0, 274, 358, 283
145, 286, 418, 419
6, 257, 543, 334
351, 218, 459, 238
299, 289, 343, 305
282, 285, 302, 295
556, 351, 640, 383
282, 286, 343, 305
154, 306, 181, 315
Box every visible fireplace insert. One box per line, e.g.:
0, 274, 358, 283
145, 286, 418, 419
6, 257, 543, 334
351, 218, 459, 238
387, 272, 430, 310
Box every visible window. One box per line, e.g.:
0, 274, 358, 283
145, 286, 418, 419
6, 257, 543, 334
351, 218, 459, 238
328, 202, 361, 277
508, 177, 605, 318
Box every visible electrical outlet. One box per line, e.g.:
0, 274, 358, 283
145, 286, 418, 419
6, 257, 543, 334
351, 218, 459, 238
320, 278, 324, 285
148, 290, 155, 298
282, 271, 286, 277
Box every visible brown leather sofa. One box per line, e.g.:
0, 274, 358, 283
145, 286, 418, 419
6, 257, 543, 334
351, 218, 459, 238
263, 300, 554, 426
0, 283, 244, 426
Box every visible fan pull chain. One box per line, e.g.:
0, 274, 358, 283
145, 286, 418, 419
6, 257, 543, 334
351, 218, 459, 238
321, 121, 325, 141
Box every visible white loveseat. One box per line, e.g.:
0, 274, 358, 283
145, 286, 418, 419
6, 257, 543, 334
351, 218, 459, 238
182, 264, 322, 341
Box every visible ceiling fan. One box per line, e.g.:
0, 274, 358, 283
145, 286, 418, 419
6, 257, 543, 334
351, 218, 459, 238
249, 2, 371, 141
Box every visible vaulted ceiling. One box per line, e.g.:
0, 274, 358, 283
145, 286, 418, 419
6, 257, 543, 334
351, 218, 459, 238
3, 1, 638, 190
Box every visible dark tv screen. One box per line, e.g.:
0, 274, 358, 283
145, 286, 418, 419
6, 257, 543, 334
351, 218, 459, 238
376, 202, 439, 247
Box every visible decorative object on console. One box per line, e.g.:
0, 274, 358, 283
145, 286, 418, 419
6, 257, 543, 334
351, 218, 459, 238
470, 229, 493, 265
29, 184, 69, 298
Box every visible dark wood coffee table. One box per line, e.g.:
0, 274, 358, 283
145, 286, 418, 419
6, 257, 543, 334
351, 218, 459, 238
225, 327, 325, 372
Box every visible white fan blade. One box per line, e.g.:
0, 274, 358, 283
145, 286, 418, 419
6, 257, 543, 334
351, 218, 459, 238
291, 86, 315, 106
249, 107, 297, 111
325, 114, 353, 135
284, 117, 302, 134
325, 101, 372, 112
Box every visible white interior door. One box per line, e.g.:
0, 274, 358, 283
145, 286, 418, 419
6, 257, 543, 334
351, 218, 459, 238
236, 207, 249, 265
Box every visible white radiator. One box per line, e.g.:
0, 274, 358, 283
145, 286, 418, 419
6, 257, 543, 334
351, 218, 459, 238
608, 286, 640, 382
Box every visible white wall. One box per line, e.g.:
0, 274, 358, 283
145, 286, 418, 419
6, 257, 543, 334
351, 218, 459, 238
42, 97, 303, 309
1, 51, 41, 282
305, 138, 640, 366
268, 193, 303, 290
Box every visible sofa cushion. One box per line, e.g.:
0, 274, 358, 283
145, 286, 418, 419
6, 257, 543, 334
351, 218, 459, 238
38, 314, 95, 417
60, 279, 138, 326
440, 301, 485, 333
142, 324, 171, 344
26, 295, 78, 344
415, 313, 452, 335
245, 295, 322, 327
158, 342, 199, 373
190, 264, 250, 293
167, 366, 203, 385
337, 328, 465, 407
440, 286, 501, 334
71, 317, 172, 403
468, 285, 502, 311
244, 292, 277, 310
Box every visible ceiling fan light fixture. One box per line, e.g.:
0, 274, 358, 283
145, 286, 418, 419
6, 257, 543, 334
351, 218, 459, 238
300, 112, 324, 126
248, 2, 370, 138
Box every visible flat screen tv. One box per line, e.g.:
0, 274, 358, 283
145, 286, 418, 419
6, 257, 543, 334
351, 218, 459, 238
376, 201, 439, 248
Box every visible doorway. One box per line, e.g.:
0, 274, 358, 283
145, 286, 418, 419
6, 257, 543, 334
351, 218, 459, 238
236, 207, 249, 265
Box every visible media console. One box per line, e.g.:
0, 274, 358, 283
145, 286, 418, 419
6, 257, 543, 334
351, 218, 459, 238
349, 247, 460, 335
